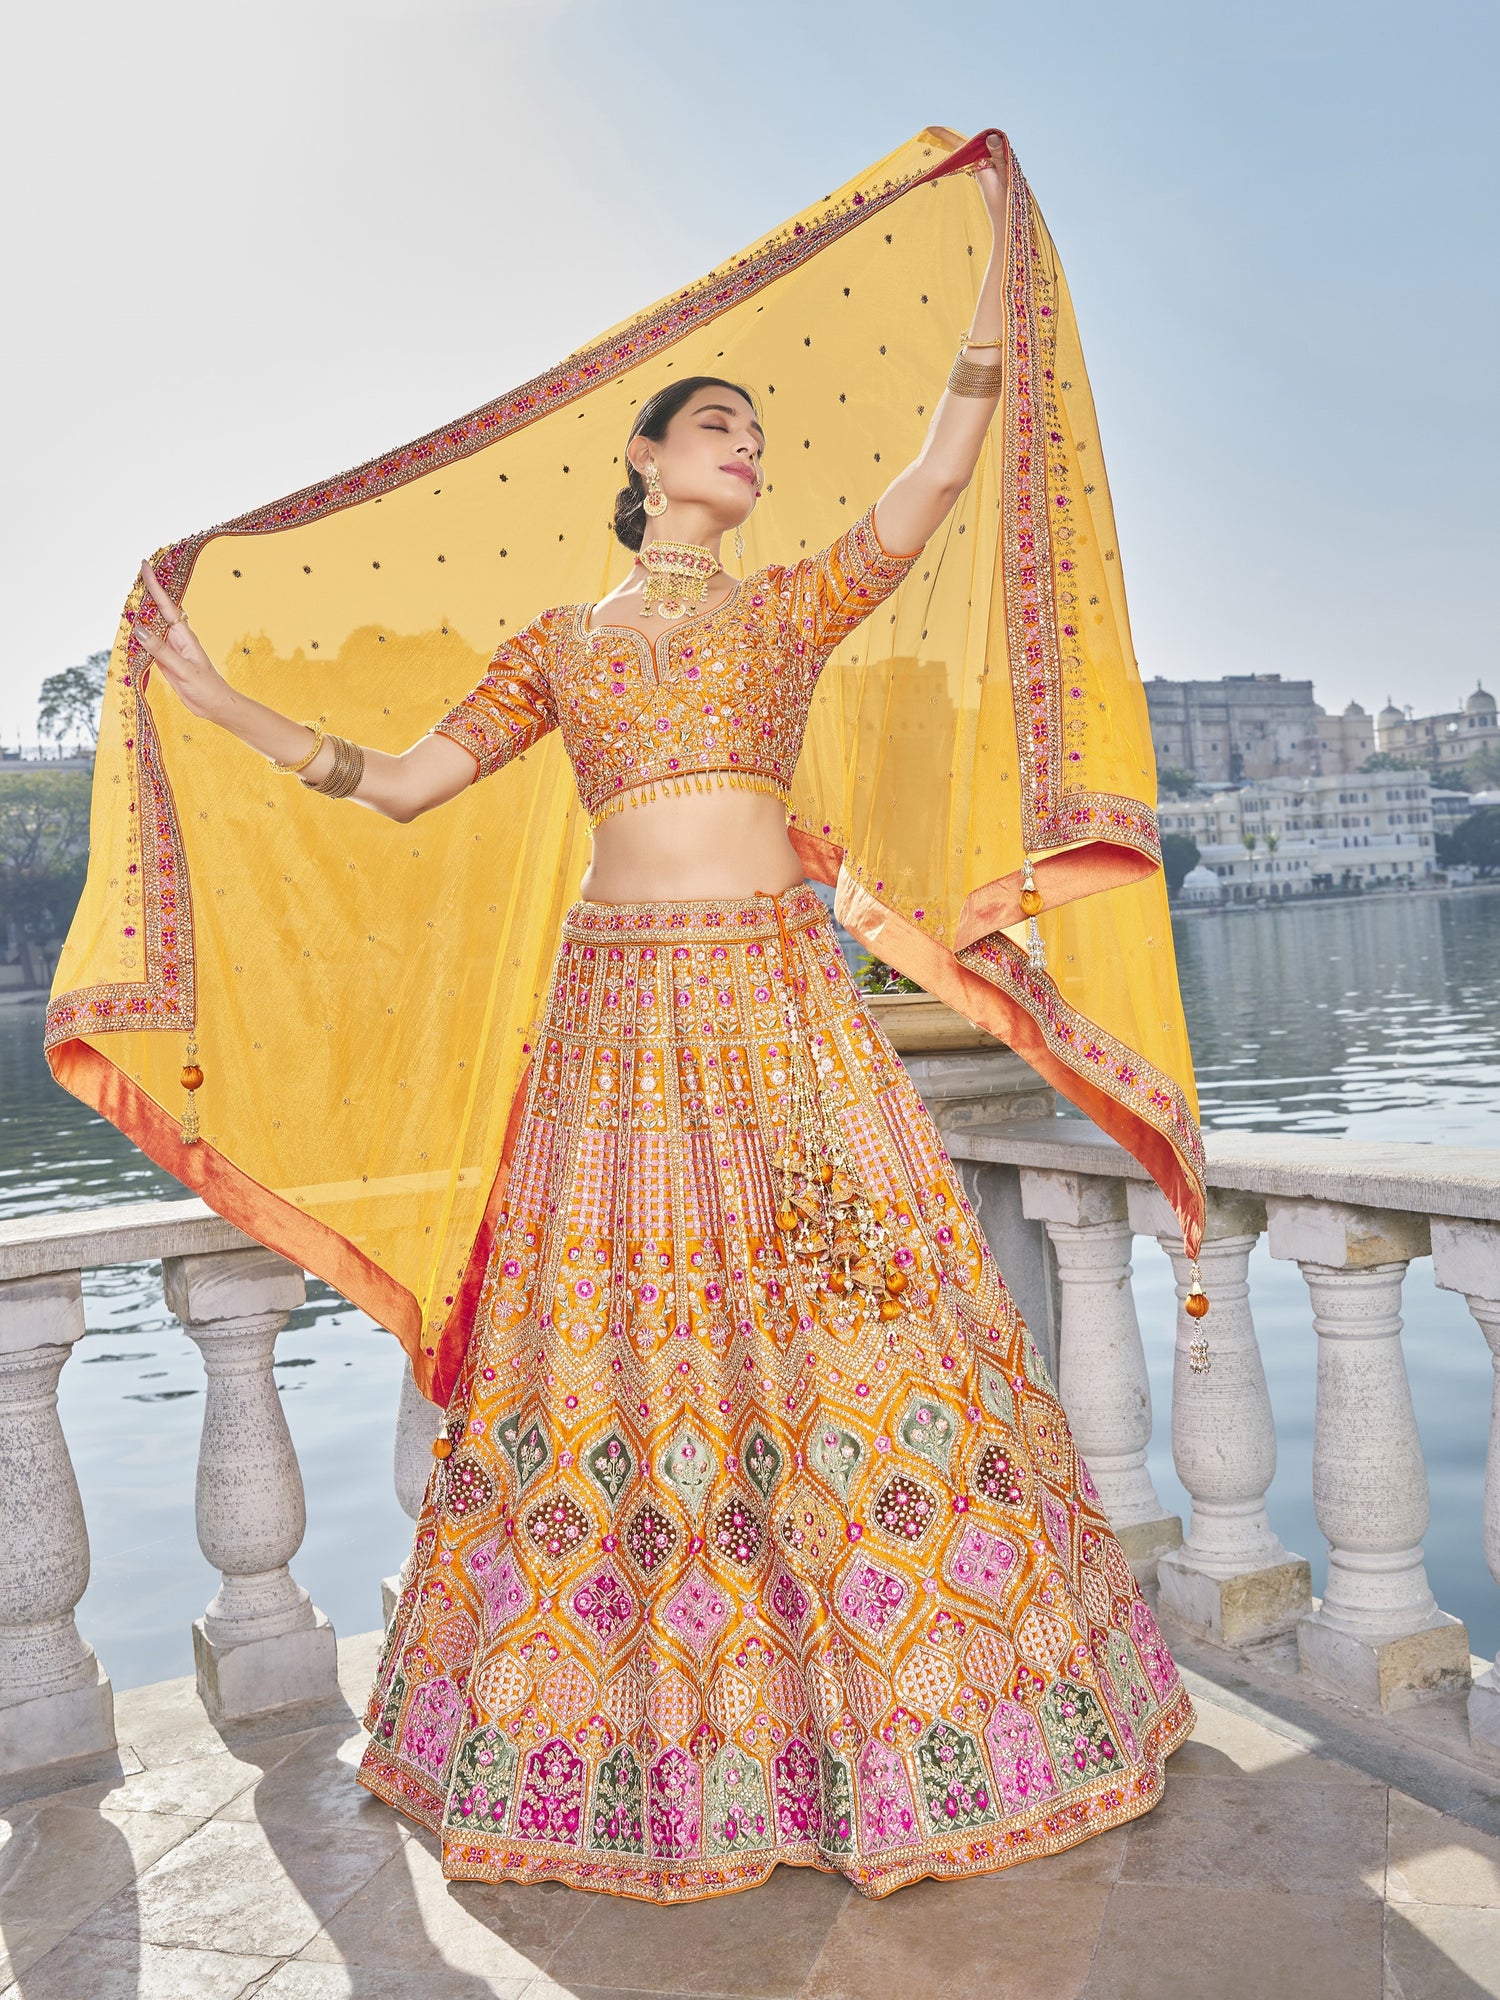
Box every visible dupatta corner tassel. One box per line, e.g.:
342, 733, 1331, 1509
179, 1038, 203, 1145
1021, 857, 1048, 971
1185, 1256, 1211, 1373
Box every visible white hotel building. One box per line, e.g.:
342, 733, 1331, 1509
1159, 771, 1436, 900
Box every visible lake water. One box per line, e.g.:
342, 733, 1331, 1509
3, 885, 1498, 1689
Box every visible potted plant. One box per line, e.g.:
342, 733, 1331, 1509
855, 956, 1006, 1054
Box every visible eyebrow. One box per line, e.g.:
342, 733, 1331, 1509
695, 401, 766, 445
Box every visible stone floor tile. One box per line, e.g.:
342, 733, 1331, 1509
0, 1800, 199, 1933
12, 1745, 268, 1825
1167, 1697, 1381, 1785
257, 1961, 537, 1999
548, 1859, 850, 1997
0, 1743, 146, 1814
1384, 1901, 1500, 1999
79, 1815, 402, 1959
1387, 1791, 1500, 1909
113, 1671, 232, 1770
0, 1922, 73, 1989
1083, 1884, 1384, 1999
524, 1985, 787, 2000
1, 1932, 275, 1999
1117, 1771, 1386, 1898
797, 1873, 1108, 2000
294, 1836, 588, 1980
216, 1724, 406, 1838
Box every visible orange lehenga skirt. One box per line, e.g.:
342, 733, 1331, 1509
357, 883, 1194, 1900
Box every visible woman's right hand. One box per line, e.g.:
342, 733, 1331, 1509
132, 560, 236, 723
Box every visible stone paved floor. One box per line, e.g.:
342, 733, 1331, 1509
3, 1632, 1500, 2000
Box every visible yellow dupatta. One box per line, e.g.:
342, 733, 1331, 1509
48, 126, 1204, 1405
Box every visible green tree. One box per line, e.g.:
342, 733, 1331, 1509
1156, 766, 1198, 799
0, 770, 92, 941
1461, 744, 1500, 793
36, 651, 109, 750
1162, 832, 1201, 894
1451, 806, 1500, 875
1361, 751, 1424, 774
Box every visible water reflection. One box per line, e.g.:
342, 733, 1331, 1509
1173, 891, 1500, 1143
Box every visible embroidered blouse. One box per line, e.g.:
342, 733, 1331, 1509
431, 504, 921, 825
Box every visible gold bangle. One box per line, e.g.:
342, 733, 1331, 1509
958, 332, 1006, 351
947, 355, 1005, 398
270, 722, 325, 775
302, 733, 365, 799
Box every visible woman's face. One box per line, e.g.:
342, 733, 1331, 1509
630, 389, 765, 528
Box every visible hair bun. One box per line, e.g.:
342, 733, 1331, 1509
613, 474, 647, 553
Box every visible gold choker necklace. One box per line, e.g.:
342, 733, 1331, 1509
636, 539, 722, 620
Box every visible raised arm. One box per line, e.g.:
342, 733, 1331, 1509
131, 563, 512, 824
871, 132, 1012, 559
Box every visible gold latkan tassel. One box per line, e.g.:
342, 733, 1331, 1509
1026, 916, 1047, 972
764, 890, 908, 1344
1185, 1256, 1211, 1372
179, 1037, 203, 1145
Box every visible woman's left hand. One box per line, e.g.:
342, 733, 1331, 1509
975, 132, 1012, 230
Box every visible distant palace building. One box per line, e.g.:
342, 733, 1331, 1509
1376, 684, 1498, 776
1144, 674, 1372, 783
1159, 771, 1435, 900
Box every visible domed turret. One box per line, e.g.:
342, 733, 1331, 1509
1465, 682, 1496, 715
1179, 865, 1223, 903
1379, 697, 1404, 727
1343, 700, 1367, 718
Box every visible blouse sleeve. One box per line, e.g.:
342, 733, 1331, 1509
782, 503, 923, 657
429, 619, 557, 781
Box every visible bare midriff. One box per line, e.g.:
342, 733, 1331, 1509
578, 786, 806, 905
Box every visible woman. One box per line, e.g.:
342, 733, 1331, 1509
114, 131, 1195, 1901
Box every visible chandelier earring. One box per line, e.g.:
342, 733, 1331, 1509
642, 460, 668, 518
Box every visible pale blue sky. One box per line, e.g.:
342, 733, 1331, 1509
3, 0, 1495, 741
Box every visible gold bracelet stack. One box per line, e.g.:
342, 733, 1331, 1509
269, 722, 325, 774
947, 353, 1005, 398
301, 733, 365, 798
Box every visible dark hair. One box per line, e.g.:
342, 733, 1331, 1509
612, 375, 762, 551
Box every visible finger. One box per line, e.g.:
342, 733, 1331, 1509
138, 559, 184, 626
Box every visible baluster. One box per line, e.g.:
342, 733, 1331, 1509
1431, 1217, 1500, 1750
162, 1247, 339, 1720
0, 1272, 115, 1772
1019, 1168, 1182, 1579
1266, 1199, 1470, 1712
382, 1358, 442, 1624
1127, 1184, 1312, 1646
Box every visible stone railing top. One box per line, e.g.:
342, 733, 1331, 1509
949, 1119, 1500, 1223
0, 1198, 257, 1283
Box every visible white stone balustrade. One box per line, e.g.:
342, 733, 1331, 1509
0, 1272, 114, 1774
1125, 1181, 1312, 1646
1431, 1216, 1500, 1748
1263, 1198, 1470, 1712
952, 1118, 1500, 1745
1017, 1166, 1182, 1577
162, 1245, 341, 1722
